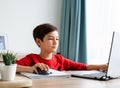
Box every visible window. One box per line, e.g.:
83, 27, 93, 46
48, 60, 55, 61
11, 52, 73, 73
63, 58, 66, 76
86, 0, 112, 64
0, 36, 5, 50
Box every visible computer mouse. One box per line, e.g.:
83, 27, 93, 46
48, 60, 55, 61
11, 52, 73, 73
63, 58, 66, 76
36, 67, 49, 75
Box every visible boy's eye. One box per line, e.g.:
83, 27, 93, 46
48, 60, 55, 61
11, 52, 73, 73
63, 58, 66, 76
48, 38, 53, 40
56, 38, 59, 40
48, 38, 59, 40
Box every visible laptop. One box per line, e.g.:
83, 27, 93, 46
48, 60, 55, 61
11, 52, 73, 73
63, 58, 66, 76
71, 31, 120, 80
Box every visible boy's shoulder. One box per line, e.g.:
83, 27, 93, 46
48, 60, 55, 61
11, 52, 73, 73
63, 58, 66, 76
25, 53, 39, 58
53, 53, 65, 60
54, 53, 62, 57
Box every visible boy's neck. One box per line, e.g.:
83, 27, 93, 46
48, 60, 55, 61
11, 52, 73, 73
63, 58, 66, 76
40, 52, 53, 60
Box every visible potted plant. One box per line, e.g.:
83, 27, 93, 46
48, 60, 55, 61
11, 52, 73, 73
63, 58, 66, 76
0, 50, 17, 81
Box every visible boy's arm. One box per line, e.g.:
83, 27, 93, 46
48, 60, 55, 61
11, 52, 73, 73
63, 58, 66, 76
16, 65, 34, 73
16, 63, 49, 73
86, 64, 107, 71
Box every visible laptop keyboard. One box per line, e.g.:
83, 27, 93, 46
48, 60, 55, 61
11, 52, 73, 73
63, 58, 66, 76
81, 71, 106, 79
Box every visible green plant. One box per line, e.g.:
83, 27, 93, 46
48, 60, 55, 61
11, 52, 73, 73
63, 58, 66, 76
0, 51, 17, 65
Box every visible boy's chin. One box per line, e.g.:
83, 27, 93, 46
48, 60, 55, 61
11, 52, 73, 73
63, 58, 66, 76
51, 49, 57, 52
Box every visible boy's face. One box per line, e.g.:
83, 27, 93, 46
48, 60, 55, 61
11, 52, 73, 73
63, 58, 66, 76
37, 31, 59, 53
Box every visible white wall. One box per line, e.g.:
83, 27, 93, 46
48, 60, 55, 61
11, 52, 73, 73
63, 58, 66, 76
0, 0, 62, 54
86, 0, 120, 64
111, 0, 120, 31
2, 0, 120, 64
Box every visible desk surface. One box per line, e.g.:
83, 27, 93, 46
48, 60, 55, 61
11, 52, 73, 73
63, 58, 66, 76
1, 73, 120, 88
32, 77, 120, 88
0, 75, 32, 88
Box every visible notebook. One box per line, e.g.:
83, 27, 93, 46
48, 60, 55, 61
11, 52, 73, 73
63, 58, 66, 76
20, 68, 70, 79
71, 31, 120, 80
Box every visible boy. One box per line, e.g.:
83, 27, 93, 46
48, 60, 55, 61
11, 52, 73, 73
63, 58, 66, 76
16, 23, 107, 74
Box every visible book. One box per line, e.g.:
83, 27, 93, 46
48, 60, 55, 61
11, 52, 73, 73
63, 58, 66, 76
20, 69, 71, 79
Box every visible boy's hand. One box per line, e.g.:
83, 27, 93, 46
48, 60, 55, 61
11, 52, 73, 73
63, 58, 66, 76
98, 64, 108, 72
86, 64, 107, 71
31, 63, 49, 74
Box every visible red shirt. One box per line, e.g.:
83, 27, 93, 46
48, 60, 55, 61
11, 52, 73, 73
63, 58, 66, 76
16, 53, 87, 71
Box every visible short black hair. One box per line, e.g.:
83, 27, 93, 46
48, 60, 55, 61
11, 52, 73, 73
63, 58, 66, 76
33, 23, 58, 41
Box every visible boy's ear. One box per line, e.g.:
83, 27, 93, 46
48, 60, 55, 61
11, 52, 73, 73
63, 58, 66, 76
35, 38, 42, 47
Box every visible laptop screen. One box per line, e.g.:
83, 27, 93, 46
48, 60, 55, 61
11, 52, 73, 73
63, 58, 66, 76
107, 31, 120, 78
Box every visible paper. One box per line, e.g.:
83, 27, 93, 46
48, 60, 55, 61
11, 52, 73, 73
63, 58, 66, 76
20, 69, 71, 79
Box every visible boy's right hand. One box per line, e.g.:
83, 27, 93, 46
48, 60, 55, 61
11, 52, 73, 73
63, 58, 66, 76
31, 63, 49, 74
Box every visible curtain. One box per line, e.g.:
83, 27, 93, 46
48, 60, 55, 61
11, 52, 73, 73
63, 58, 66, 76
59, 0, 87, 63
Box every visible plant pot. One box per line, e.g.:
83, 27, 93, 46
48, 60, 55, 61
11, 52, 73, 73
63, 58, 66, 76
0, 64, 17, 81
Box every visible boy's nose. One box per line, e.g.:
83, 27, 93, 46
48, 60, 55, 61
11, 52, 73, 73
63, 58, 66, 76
53, 39, 58, 44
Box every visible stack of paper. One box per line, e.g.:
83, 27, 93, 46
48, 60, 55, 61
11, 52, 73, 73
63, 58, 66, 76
20, 69, 71, 79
